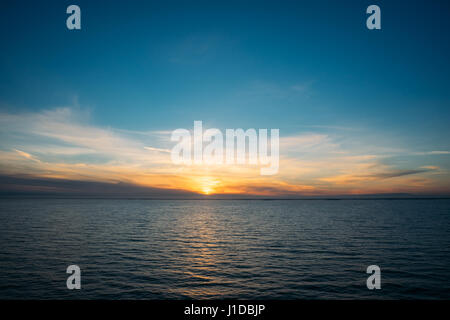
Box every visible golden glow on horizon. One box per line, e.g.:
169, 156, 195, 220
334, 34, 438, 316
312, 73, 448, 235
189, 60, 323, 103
196, 176, 220, 195
1, 149, 448, 196
202, 188, 212, 195
0, 107, 449, 197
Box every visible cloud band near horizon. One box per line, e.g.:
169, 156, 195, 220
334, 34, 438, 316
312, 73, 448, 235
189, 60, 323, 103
0, 107, 449, 197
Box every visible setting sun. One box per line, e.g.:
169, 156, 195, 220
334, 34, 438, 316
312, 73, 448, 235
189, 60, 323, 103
196, 176, 220, 195
202, 187, 213, 195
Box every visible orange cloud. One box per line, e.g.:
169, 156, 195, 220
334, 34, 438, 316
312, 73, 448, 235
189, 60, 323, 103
1, 108, 449, 197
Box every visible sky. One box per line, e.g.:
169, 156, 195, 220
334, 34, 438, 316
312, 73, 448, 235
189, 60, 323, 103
0, 0, 449, 197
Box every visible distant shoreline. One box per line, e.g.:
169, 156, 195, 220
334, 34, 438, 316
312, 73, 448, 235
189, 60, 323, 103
1, 196, 449, 201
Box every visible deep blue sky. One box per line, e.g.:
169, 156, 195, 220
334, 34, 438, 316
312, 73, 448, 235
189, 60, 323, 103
0, 0, 449, 152
1, 0, 450, 196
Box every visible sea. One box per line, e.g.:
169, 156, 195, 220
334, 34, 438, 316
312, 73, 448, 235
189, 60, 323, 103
0, 199, 449, 299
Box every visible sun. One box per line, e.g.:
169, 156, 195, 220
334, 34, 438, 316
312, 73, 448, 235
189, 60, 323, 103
196, 176, 220, 195
202, 187, 213, 195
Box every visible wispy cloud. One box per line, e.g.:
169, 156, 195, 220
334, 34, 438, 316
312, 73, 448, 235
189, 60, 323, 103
165, 33, 231, 65
14, 149, 40, 162
144, 146, 171, 153
242, 80, 315, 100
0, 107, 449, 196
362, 168, 437, 180
412, 151, 450, 155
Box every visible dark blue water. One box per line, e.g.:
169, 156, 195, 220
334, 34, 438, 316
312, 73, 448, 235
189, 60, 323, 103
0, 199, 449, 299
